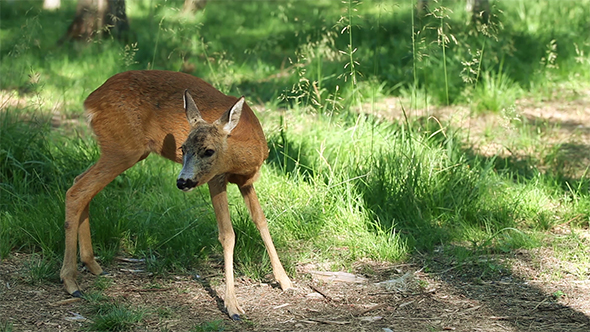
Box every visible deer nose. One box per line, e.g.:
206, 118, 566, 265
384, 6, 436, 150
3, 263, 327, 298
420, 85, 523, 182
177, 178, 197, 191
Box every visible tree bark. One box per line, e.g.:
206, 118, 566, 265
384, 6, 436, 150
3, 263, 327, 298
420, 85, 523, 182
466, 0, 490, 24
59, 0, 130, 44
183, 0, 208, 13
417, 0, 428, 17
43, 0, 61, 10
104, 0, 130, 41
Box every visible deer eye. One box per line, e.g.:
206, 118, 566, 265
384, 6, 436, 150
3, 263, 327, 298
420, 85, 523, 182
203, 149, 215, 157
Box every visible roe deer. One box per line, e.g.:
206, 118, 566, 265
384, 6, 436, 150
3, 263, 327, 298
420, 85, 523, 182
60, 70, 292, 320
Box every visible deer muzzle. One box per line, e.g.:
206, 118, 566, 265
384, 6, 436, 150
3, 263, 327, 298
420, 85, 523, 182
176, 177, 198, 191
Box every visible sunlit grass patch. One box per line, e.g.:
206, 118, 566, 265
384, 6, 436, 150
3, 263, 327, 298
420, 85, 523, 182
0, 0, 588, 296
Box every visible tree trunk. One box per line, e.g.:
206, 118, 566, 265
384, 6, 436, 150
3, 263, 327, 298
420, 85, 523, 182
183, 0, 208, 13
466, 0, 490, 24
43, 0, 61, 10
104, 0, 130, 41
59, 0, 129, 44
417, 0, 428, 17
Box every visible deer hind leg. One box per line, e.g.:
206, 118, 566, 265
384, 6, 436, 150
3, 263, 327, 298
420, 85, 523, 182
61, 151, 144, 297
239, 184, 293, 290
208, 176, 244, 320
78, 201, 102, 275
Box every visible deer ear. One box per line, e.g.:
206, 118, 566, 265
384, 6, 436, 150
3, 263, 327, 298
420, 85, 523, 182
219, 96, 244, 134
184, 90, 203, 126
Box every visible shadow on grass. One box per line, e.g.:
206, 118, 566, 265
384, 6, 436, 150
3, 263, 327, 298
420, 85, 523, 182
316, 114, 590, 329
266, 133, 316, 182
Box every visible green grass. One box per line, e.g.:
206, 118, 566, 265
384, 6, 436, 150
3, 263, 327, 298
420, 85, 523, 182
1, 0, 589, 327
84, 293, 145, 331
191, 320, 226, 332
2, 1, 589, 112
0, 320, 13, 332
551, 232, 590, 280
22, 254, 61, 285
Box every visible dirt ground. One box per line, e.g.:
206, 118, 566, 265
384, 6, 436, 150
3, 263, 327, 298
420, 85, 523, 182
1, 246, 589, 332
1, 91, 589, 331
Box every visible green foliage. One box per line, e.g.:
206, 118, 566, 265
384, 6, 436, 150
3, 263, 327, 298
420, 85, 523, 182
0, 111, 57, 191
87, 299, 145, 332
262, 111, 588, 258
191, 320, 226, 332
470, 69, 522, 113
23, 255, 60, 285
1, 0, 588, 113
0, 111, 64, 258
93, 275, 113, 291
0, 320, 13, 332
0, 0, 588, 286
551, 232, 590, 279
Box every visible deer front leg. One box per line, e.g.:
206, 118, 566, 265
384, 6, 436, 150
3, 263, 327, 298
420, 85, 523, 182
239, 184, 293, 290
208, 177, 244, 320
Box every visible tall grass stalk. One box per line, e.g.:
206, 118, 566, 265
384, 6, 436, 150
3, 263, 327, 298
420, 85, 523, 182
149, 15, 166, 70
411, 1, 418, 110
437, 0, 450, 105
340, 0, 360, 106
346, 0, 358, 89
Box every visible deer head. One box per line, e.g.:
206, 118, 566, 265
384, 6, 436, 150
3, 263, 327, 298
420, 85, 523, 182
176, 90, 244, 191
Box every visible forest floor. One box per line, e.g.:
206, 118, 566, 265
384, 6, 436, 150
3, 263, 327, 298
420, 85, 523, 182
1, 91, 589, 332
2, 246, 590, 332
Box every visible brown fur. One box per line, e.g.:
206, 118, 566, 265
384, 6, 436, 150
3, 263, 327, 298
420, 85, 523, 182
60, 70, 292, 320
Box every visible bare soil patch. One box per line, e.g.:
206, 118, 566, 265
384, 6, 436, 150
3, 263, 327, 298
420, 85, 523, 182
1, 244, 589, 332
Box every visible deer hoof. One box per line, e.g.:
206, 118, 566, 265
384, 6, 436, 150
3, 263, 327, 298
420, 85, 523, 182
71, 290, 83, 298
230, 314, 241, 321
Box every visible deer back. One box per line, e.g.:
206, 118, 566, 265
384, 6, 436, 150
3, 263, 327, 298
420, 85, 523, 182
83, 70, 268, 183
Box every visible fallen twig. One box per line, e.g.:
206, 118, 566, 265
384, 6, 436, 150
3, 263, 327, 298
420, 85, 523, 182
50, 298, 82, 306
387, 316, 438, 321
120, 268, 144, 273
358, 316, 383, 322
531, 298, 549, 312
309, 285, 332, 301
116, 257, 145, 263
355, 303, 387, 316
462, 305, 483, 313
398, 300, 415, 309
127, 287, 172, 292
310, 271, 367, 283
307, 318, 350, 325
273, 303, 290, 309
490, 316, 536, 321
